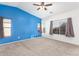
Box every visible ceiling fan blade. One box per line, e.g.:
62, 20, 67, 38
37, 7, 40, 10
44, 7, 47, 10
45, 4, 52, 6
33, 4, 40, 6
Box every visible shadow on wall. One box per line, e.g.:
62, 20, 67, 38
0, 4, 41, 44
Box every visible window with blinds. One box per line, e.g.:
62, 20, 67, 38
3, 19, 11, 37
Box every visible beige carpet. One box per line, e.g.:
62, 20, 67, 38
0, 37, 79, 56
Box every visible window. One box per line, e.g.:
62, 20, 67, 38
53, 20, 60, 34
52, 19, 67, 35
49, 18, 74, 37
49, 19, 67, 35
37, 23, 42, 33
3, 19, 11, 37
0, 17, 11, 38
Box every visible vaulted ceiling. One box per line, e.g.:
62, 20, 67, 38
0, 2, 79, 19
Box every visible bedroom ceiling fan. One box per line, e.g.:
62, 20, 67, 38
33, 2, 52, 10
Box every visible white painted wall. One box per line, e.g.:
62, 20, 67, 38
42, 8, 79, 45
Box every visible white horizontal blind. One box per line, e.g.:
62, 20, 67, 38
3, 19, 11, 37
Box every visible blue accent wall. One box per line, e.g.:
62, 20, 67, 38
0, 4, 41, 44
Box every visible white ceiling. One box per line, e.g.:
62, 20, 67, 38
0, 2, 79, 19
